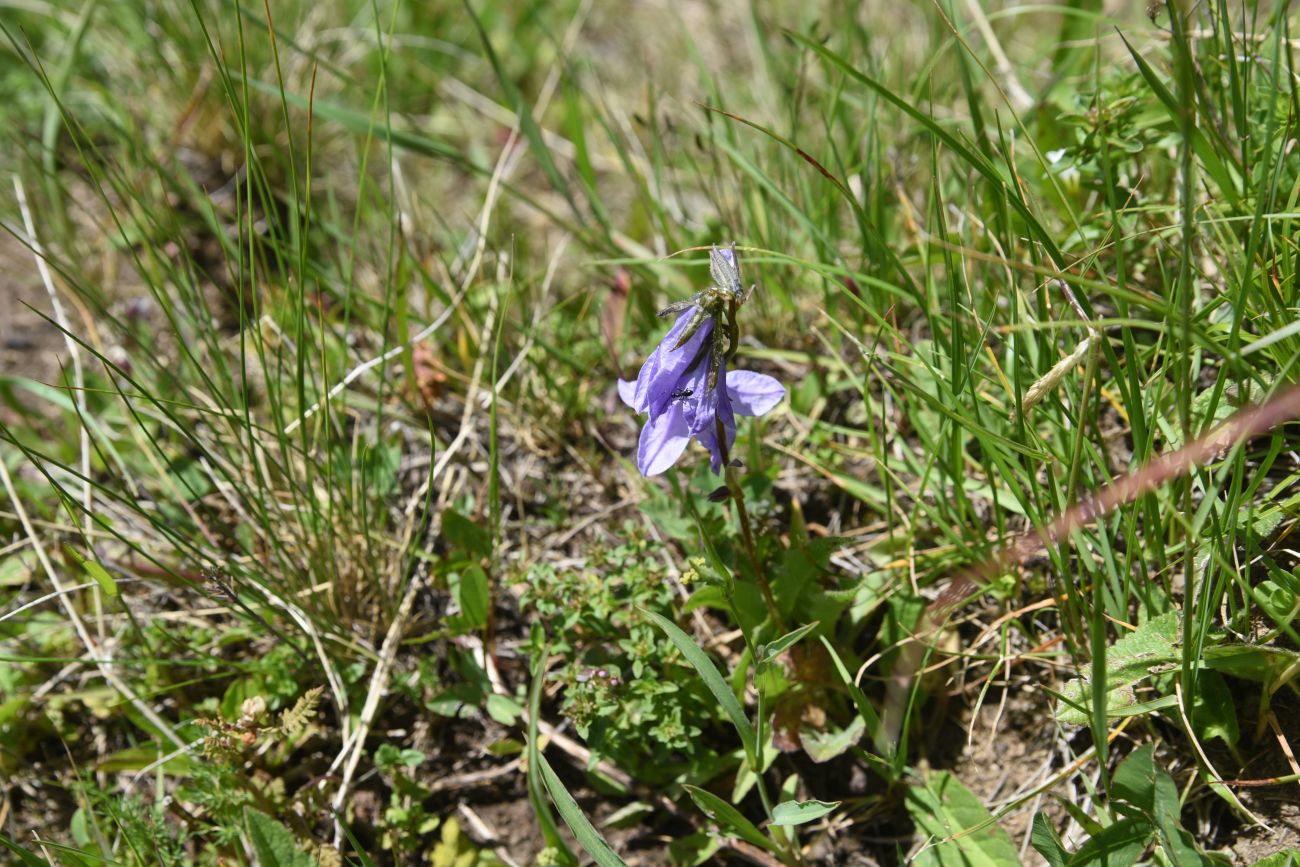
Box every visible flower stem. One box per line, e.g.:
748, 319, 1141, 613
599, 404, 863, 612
716, 417, 784, 632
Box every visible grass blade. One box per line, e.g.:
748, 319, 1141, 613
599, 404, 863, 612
536, 752, 628, 867
642, 609, 756, 759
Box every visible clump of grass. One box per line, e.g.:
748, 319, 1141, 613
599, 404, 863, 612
3, 0, 1300, 864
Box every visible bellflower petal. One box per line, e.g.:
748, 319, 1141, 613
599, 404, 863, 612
637, 404, 691, 476
617, 378, 638, 408
696, 394, 737, 473
725, 370, 785, 417
631, 310, 713, 416
678, 357, 717, 436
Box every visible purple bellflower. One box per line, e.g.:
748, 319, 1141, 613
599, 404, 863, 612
619, 245, 784, 476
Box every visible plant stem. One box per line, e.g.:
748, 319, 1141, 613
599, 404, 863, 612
716, 416, 785, 632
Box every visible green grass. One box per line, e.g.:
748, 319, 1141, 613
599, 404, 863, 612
2, 0, 1300, 864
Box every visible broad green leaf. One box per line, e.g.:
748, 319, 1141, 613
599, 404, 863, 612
904, 771, 1020, 866
770, 799, 839, 826
682, 785, 776, 853
536, 752, 627, 867
1111, 744, 1164, 815
244, 808, 316, 867
453, 565, 490, 630
1203, 644, 1300, 682
1068, 816, 1152, 867
1109, 746, 1227, 866
643, 609, 756, 758
485, 692, 523, 726
1055, 612, 1180, 725
1189, 670, 1239, 746
442, 509, 491, 559
1252, 851, 1300, 867
1030, 813, 1067, 867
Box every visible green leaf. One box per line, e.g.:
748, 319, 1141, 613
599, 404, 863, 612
375, 744, 425, 770
904, 771, 1020, 866
1030, 813, 1067, 867
787, 28, 1075, 278
1055, 612, 1180, 725
441, 509, 491, 559
486, 692, 523, 726
769, 799, 839, 826
1117, 33, 1240, 203
798, 715, 865, 763
1111, 744, 1166, 816
244, 808, 316, 867
818, 636, 889, 762
245, 78, 462, 162
526, 642, 574, 864
454, 565, 490, 630
1068, 816, 1152, 867
759, 621, 820, 665
1189, 670, 1239, 746
1251, 851, 1300, 867
1108, 746, 1227, 865
536, 751, 627, 867
642, 609, 756, 758
682, 785, 777, 853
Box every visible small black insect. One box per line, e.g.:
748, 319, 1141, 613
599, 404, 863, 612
670, 387, 694, 400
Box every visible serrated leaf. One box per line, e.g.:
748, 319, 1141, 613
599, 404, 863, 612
245, 808, 316, 867
1055, 612, 1180, 725
682, 785, 776, 852
770, 799, 839, 826
904, 771, 1020, 866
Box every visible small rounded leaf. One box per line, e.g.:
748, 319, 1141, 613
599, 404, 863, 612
770, 799, 840, 826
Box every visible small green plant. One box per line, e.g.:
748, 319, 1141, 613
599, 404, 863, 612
518, 531, 718, 779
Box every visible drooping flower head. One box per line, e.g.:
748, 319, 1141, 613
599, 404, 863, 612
619, 245, 784, 476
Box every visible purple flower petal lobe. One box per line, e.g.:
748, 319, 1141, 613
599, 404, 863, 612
617, 379, 638, 408
726, 370, 784, 417
637, 404, 691, 476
